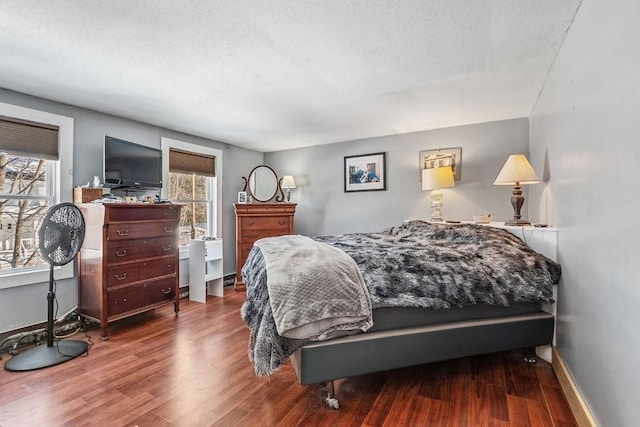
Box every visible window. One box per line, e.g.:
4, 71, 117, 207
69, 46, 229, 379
168, 169, 214, 245
0, 102, 74, 288
161, 138, 222, 246
0, 152, 52, 271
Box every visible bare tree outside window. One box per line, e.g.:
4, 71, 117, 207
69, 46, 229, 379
167, 172, 210, 246
0, 152, 50, 270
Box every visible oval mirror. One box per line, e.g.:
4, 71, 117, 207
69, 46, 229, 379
245, 165, 281, 202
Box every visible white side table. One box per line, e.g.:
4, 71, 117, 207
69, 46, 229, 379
483, 222, 557, 262
483, 222, 558, 361
405, 219, 559, 361
189, 239, 224, 302
404, 220, 558, 261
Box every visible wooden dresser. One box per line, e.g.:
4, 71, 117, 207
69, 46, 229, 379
78, 203, 182, 339
234, 203, 296, 289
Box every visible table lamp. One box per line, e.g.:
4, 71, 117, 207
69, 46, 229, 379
494, 154, 540, 225
422, 166, 455, 221
281, 175, 296, 202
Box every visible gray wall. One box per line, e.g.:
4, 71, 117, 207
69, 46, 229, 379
265, 118, 531, 236
0, 88, 262, 333
528, 0, 640, 425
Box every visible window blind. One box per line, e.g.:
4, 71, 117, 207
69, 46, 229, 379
0, 116, 59, 160
169, 148, 216, 177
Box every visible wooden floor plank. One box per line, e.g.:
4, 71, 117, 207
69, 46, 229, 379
542, 384, 578, 425
506, 394, 533, 427
0, 289, 577, 426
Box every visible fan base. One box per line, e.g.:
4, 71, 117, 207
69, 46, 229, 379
4, 340, 89, 372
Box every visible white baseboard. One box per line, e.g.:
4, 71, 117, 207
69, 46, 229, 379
552, 347, 597, 427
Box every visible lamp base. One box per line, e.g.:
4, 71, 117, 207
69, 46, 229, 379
504, 219, 531, 226
429, 189, 444, 222
504, 185, 530, 226
430, 210, 443, 222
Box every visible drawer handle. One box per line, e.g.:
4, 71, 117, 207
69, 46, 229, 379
246, 221, 255, 226
116, 229, 128, 236
161, 288, 172, 295
164, 227, 173, 233
114, 249, 127, 257
278, 220, 286, 225
162, 245, 172, 251
247, 234, 257, 239
115, 273, 127, 281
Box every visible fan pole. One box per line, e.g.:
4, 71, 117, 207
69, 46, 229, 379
46, 265, 55, 347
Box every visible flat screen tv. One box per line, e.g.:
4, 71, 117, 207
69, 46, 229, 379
103, 136, 163, 190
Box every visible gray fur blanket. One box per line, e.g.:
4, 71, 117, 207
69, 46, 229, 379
314, 220, 561, 309
241, 220, 561, 376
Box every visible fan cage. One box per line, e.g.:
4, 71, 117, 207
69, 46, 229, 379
38, 203, 85, 266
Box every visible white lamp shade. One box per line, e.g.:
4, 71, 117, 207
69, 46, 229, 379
422, 166, 455, 191
281, 175, 296, 189
494, 154, 540, 185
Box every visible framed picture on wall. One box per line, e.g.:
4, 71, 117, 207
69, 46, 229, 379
419, 147, 462, 181
344, 152, 387, 192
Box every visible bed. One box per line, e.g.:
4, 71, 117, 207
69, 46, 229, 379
240, 220, 561, 408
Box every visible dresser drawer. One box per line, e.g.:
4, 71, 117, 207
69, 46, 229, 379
106, 205, 181, 222
241, 216, 290, 231
240, 232, 286, 261
107, 221, 177, 240
240, 228, 290, 243
234, 204, 296, 215
107, 277, 176, 316
241, 243, 256, 262
106, 256, 176, 288
105, 236, 176, 264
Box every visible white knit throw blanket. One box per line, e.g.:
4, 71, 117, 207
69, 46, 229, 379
254, 235, 373, 340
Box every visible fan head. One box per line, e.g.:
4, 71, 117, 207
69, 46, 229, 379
38, 203, 85, 266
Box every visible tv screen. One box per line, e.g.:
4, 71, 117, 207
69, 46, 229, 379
103, 136, 163, 189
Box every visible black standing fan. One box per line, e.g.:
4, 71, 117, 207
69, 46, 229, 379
5, 203, 89, 371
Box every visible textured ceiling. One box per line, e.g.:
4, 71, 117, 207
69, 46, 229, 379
0, 1, 581, 152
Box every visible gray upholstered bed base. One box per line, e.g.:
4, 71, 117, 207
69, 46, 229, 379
290, 311, 554, 386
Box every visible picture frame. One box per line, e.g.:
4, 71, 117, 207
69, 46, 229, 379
237, 191, 247, 204
419, 147, 462, 181
344, 152, 386, 192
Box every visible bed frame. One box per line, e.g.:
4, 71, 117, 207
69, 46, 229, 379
290, 225, 559, 409
283, 224, 559, 409
291, 310, 554, 409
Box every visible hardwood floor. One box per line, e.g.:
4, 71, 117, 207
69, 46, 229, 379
0, 288, 576, 426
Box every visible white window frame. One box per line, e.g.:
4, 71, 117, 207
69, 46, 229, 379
0, 102, 74, 289
160, 137, 222, 245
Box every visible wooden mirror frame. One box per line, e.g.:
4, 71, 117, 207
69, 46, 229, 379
242, 165, 285, 202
